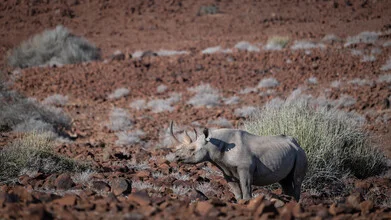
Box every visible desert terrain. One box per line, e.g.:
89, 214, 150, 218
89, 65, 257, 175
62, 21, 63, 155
1, 0, 391, 219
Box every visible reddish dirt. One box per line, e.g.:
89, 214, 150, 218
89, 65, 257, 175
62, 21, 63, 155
1, 0, 391, 219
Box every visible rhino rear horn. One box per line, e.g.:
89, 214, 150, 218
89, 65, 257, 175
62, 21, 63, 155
169, 121, 181, 144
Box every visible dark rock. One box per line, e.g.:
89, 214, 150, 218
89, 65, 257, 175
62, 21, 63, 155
110, 178, 132, 196
92, 181, 111, 192
189, 189, 208, 202
54, 174, 74, 190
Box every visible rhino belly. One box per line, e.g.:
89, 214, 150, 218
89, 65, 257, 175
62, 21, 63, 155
252, 154, 295, 186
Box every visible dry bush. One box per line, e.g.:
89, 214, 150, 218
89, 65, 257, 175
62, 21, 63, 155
107, 108, 133, 131
8, 25, 100, 68
108, 88, 130, 100
43, 94, 68, 106
0, 89, 71, 134
187, 84, 220, 108
264, 36, 289, 50
0, 132, 87, 182
243, 99, 386, 192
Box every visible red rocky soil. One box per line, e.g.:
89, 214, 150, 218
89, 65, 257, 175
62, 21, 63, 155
1, 0, 391, 219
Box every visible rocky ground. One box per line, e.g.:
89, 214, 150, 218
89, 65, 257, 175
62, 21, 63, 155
1, 0, 391, 219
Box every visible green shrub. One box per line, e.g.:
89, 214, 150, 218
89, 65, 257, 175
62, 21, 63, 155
0, 132, 87, 183
243, 99, 386, 191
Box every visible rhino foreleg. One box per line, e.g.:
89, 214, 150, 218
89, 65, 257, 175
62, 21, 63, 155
227, 181, 242, 200
238, 168, 252, 200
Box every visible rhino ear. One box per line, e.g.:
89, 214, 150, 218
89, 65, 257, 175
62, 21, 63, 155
203, 128, 209, 139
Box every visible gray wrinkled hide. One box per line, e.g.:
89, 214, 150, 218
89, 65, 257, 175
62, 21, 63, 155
173, 128, 308, 201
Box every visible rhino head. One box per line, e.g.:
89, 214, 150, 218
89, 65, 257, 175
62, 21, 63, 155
170, 121, 211, 164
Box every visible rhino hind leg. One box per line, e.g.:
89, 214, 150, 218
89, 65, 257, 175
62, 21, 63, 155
279, 173, 295, 199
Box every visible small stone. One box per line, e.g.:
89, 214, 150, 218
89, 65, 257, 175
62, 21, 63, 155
127, 191, 151, 206
110, 178, 132, 196
189, 189, 208, 201
247, 195, 265, 211
25, 203, 51, 219
111, 50, 125, 61
53, 195, 77, 206
347, 193, 362, 209
92, 181, 111, 192
270, 198, 285, 208
360, 200, 373, 215
135, 170, 150, 179
54, 174, 74, 190
255, 200, 278, 217
196, 201, 214, 216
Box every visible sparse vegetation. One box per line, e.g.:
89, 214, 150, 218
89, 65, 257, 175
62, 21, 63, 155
43, 94, 68, 106
243, 99, 387, 192
0, 88, 71, 134
107, 108, 133, 131
377, 74, 391, 83
115, 130, 145, 146
171, 185, 191, 195
195, 182, 213, 195
291, 40, 326, 50
187, 84, 220, 108
361, 55, 376, 63
223, 96, 240, 105
156, 50, 189, 56
264, 36, 289, 50
258, 77, 279, 88
171, 172, 190, 181
344, 31, 379, 47
130, 99, 146, 110
72, 170, 95, 185
108, 88, 130, 100
0, 132, 87, 182
348, 78, 374, 87
208, 118, 233, 128
234, 106, 257, 118
198, 5, 219, 16
8, 25, 100, 68
201, 46, 232, 54
234, 41, 260, 52
380, 58, 391, 71
147, 93, 181, 113
307, 77, 318, 84
156, 84, 168, 93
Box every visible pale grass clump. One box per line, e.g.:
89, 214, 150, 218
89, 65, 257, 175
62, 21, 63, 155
171, 185, 191, 195
187, 84, 220, 108
107, 108, 133, 131
196, 182, 213, 195
291, 41, 326, 50
72, 169, 95, 185
0, 132, 86, 182
234, 106, 257, 118
129, 99, 146, 110
43, 94, 68, 106
115, 130, 145, 146
171, 172, 190, 181
243, 99, 386, 191
132, 180, 154, 190
258, 78, 279, 88
264, 36, 289, 50
8, 25, 100, 68
234, 41, 260, 52
108, 88, 129, 100
380, 58, 391, 71
377, 74, 391, 83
